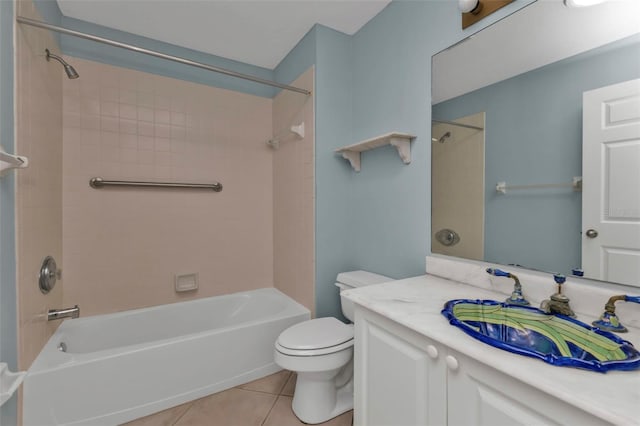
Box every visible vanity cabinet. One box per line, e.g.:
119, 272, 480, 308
353, 306, 447, 426
354, 306, 606, 426
446, 349, 603, 425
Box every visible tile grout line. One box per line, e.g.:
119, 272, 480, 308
237, 387, 285, 397
260, 394, 281, 426
170, 371, 294, 426
278, 371, 293, 395
170, 402, 194, 426
260, 371, 292, 426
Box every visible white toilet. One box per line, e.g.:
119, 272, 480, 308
274, 270, 391, 424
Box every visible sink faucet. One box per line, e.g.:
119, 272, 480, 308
540, 274, 575, 317
47, 305, 80, 321
486, 268, 529, 306
592, 295, 640, 333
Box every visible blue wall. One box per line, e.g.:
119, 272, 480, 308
274, 26, 316, 90
274, 25, 355, 319
336, 1, 533, 291
0, 0, 18, 422
433, 36, 640, 275
270, 1, 536, 318
312, 26, 356, 319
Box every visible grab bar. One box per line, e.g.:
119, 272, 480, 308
89, 177, 222, 192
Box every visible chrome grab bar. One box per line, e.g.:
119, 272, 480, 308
89, 177, 222, 192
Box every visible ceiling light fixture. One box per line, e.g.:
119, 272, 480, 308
563, 0, 608, 7
459, 0, 483, 15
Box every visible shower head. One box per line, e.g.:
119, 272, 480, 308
45, 49, 79, 79
432, 131, 451, 144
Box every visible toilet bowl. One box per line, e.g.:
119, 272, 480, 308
274, 270, 391, 424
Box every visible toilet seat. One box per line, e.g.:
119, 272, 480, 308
276, 318, 354, 356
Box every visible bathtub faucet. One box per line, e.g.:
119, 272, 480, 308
48, 305, 80, 321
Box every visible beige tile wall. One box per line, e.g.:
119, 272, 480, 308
15, 0, 64, 371
62, 58, 274, 316
272, 68, 315, 315
431, 112, 485, 261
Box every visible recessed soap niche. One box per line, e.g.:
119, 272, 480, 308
175, 273, 199, 292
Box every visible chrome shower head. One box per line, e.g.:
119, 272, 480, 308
432, 131, 451, 143
45, 49, 79, 79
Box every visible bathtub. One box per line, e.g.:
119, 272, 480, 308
23, 288, 310, 425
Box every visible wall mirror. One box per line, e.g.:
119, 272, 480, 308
431, 0, 640, 287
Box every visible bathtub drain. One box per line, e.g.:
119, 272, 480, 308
58, 342, 67, 352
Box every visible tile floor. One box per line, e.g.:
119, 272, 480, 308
122, 370, 353, 426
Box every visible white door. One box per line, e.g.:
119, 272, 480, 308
582, 79, 640, 286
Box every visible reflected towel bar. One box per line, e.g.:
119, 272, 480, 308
90, 177, 222, 192
496, 177, 582, 194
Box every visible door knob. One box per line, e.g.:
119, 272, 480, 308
585, 229, 598, 239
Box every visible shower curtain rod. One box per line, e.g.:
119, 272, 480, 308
432, 119, 484, 131
16, 16, 311, 96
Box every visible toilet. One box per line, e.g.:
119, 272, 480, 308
274, 270, 391, 424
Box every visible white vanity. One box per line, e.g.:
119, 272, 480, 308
343, 257, 640, 426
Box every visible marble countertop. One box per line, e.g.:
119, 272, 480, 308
343, 273, 640, 425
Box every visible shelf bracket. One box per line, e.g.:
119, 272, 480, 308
340, 150, 361, 172
335, 132, 415, 172
389, 137, 412, 164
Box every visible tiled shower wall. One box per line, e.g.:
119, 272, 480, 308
62, 57, 274, 316
272, 68, 315, 315
15, 0, 63, 371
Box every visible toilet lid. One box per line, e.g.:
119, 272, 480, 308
277, 317, 354, 351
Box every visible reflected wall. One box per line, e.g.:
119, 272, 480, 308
433, 36, 640, 275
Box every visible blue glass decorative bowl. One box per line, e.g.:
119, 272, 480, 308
442, 299, 640, 373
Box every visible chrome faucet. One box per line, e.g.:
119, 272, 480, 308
540, 274, 575, 317
592, 295, 640, 333
47, 305, 80, 321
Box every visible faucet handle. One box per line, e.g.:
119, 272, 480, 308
486, 268, 529, 306
625, 296, 640, 304
486, 268, 511, 278
592, 295, 639, 333
552, 274, 570, 300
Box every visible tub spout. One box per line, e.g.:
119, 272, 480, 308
48, 305, 80, 321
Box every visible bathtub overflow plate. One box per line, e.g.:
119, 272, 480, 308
39, 256, 61, 294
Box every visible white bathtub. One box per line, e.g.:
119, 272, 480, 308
23, 288, 310, 426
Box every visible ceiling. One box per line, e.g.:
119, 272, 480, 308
56, 0, 391, 69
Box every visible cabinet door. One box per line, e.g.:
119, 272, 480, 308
354, 308, 446, 426
446, 350, 607, 426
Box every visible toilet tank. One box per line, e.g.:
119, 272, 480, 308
335, 270, 391, 322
